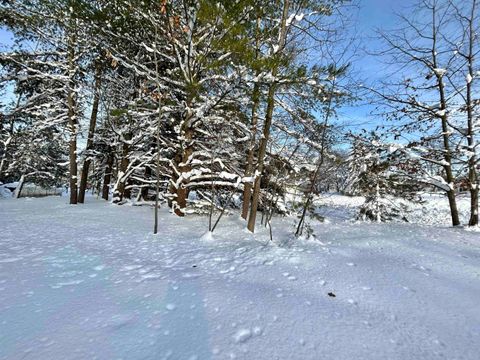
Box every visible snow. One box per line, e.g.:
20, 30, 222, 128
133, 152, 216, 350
165, 303, 177, 311
0, 196, 479, 359
433, 68, 447, 76
233, 328, 252, 343
313, 192, 473, 226
466, 73, 473, 84
0, 184, 12, 198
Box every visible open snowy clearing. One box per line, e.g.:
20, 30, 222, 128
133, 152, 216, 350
0, 196, 479, 360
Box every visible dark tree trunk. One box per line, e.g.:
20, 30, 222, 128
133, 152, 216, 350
241, 17, 261, 221
469, 188, 479, 226
102, 149, 114, 201
430, 8, 460, 226
14, 174, 26, 199
247, 83, 276, 232
78, 60, 103, 203
142, 166, 152, 201
241, 81, 260, 220
247, 0, 290, 233
465, 0, 479, 226
446, 189, 460, 226
67, 32, 78, 205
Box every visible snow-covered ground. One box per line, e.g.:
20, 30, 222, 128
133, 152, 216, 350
315, 192, 474, 226
0, 196, 479, 360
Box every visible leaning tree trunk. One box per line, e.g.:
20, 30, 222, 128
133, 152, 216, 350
78, 60, 103, 203
295, 77, 335, 237
13, 174, 25, 199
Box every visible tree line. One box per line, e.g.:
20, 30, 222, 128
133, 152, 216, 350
0, 0, 478, 233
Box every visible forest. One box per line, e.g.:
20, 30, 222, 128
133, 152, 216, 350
0, 0, 478, 231
0, 1, 479, 359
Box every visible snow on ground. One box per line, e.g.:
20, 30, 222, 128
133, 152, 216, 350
315, 192, 473, 226
0, 196, 479, 360
0, 184, 13, 199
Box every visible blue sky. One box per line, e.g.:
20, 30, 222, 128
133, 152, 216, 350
336, 0, 417, 131
0, 27, 14, 49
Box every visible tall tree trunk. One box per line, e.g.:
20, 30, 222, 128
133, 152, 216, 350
295, 77, 335, 237
241, 82, 260, 220
247, 83, 277, 232
247, 0, 290, 233
241, 17, 262, 220
67, 29, 78, 205
102, 149, 114, 201
78, 60, 103, 203
431, 7, 460, 226
153, 22, 163, 233
465, 0, 479, 226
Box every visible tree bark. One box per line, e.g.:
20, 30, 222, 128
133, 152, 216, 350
247, 0, 290, 233
469, 187, 479, 226
247, 83, 277, 232
153, 21, 164, 233
78, 60, 103, 203
431, 6, 460, 226
14, 174, 25, 199
171, 127, 193, 217
102, 149, 114, 201
241, 82, 260, 220
67, 28, 78, 205
112, 137, 131, 203
465, 0, 479, 226
0, 99, 19, 181
295, 76, 335, 237
241, 17, 262, 220
142, 166, 152, 201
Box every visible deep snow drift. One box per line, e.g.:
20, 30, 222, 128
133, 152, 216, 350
0, 196, 479, 360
